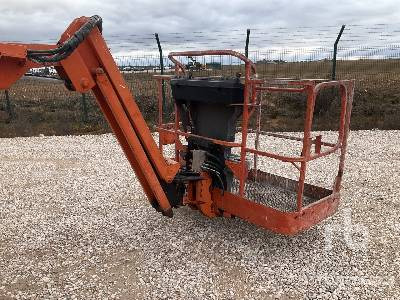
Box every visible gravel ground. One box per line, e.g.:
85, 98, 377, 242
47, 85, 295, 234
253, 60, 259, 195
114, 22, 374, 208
0, 130, 399, 300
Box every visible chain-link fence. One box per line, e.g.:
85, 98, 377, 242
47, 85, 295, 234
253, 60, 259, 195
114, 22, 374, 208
0, 73, 163, 136
1, 23, 400, 136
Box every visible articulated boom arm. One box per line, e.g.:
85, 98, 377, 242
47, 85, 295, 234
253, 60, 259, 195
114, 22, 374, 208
0, 16, 180, 216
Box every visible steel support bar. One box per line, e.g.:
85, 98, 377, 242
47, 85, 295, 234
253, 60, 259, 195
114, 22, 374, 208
332, 25, 346, 80
245, 29, 250, 58
95, 70, 173, 216
86, 29, 180, 182
155, 33, 166, 113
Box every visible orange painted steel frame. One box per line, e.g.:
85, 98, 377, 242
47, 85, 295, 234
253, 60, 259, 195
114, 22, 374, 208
156, 51, 354, 235
0, 16, 354, 235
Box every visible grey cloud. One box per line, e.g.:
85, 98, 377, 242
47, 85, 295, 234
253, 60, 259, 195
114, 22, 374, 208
0, 0, 398, 53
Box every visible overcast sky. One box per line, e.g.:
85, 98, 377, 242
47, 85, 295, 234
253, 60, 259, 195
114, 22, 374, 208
1, 0, 399, 55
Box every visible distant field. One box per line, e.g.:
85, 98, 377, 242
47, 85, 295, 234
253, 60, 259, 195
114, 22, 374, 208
256, 59, 400, 83
0, 59, 399, 137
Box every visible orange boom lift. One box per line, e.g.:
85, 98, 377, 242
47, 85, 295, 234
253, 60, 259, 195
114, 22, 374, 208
0, 16, 354, 234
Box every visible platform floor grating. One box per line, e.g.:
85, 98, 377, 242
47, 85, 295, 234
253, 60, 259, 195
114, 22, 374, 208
231, 178, 320, 212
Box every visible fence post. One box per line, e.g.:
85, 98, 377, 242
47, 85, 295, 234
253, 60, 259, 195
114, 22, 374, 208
5, 90, 15, 120
81, 93, 89, 123
155, 33, 166, 113
331, 25, 346, 80
245, 29, 250, 58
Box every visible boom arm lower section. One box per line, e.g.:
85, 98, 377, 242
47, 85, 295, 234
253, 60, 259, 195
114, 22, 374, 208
0, 16, 180, 216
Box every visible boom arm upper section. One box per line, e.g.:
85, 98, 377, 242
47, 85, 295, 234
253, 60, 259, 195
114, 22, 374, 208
0, 16, 180, 216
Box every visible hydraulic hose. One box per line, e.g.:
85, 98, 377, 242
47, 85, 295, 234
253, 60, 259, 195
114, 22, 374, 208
27, 15, 102, 63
